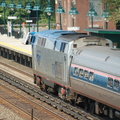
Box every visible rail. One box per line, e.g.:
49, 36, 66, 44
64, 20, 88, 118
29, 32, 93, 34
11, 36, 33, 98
0, 62, 102, 120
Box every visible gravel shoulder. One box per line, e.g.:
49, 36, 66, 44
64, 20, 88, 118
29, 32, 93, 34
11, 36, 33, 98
0, 57, 75, 120
0, 104, 24, 120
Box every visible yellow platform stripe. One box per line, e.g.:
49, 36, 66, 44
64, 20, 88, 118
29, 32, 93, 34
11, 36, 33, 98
0, 42, 32, 55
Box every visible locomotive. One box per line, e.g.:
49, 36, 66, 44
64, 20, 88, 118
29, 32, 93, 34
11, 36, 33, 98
32, 30, 120, 119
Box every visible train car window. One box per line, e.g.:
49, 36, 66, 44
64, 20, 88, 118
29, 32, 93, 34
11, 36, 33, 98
89, 72, 94, 81
114, 79, 119, 90
107, 77, 113, 88
79, 69, 84, 77
53, 41, 57, 50
84, 70, 89, 79
60, 42, 66, 52
74, 67, 79, 76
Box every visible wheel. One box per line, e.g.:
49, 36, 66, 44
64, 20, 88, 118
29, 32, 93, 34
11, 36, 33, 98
89, 102, 95, 114
84, 100, 89, 111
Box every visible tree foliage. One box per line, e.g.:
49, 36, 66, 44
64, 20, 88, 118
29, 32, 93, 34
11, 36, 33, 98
0, 0, 55, 25
102, 0, 120, 23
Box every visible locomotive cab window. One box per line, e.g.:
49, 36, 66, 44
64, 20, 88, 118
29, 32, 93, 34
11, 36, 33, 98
37, 37, 46, 47
89, 72, 94, 81
31, 36, 36, 44
41, 38, 46, 47
74, 67, 79, 76
53, 41, 57, 50
37, 37, 41, 45
60, 42, 66, 52
107, 77, 113, 88
54, 41, 61, 51
114, 79, 119, 90
79, 69, 84, 77
64, 43, 68, 53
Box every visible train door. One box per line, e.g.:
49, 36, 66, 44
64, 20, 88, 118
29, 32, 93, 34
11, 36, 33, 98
53, 41, 69, 84
55, 61, 63, 80
54, 56, 67, 83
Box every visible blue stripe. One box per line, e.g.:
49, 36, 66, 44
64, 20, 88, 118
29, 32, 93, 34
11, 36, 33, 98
70, 67, 120, 93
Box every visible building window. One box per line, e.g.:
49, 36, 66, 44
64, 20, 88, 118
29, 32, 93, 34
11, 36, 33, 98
79, 69, 84, 77
74, 67, 79, 76
107, 77, 113, 88
114, 79, 119, 90
89, 72, 94, 81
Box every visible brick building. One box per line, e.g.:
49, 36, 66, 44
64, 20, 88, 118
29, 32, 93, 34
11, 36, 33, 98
55, 0, 116, 33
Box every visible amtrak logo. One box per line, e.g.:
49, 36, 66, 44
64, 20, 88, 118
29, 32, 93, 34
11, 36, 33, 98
36, 50, 41, 65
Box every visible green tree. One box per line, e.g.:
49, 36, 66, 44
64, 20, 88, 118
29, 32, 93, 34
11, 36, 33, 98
102, 0, 120, 23
38, 0, 55, 25
0, 0, 55, 25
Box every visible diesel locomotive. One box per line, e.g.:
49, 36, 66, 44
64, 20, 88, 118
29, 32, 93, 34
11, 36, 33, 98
32, 30, 120, 119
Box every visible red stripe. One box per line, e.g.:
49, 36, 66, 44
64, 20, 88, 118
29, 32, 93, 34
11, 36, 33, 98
34, 73, 70, 89
50, 80, 70, 89
71, 64, 120, 81
34, 73, 47, 80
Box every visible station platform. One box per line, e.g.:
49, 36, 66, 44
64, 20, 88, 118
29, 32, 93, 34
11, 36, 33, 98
0, 34, 32, 56
0, 34, 32, 67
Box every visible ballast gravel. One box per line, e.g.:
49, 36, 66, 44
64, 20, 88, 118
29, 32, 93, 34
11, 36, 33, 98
0, 105, 24, 120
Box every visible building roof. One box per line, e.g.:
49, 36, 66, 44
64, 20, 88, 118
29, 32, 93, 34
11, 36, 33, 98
84, 29, 120, 34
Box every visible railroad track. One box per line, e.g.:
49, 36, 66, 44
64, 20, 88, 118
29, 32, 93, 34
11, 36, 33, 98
0, 62, 103, 120
0, 61, 33, 78
0, 83, 65, 120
